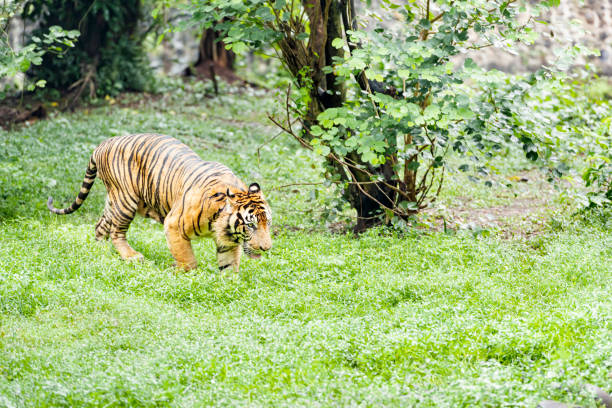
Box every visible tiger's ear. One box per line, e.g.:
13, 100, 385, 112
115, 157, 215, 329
248, 183, 260, 194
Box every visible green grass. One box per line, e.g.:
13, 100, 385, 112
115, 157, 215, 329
0, 86, 611, 407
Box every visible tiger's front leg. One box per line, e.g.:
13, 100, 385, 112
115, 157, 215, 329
216, 245, 242, 275
164, 216, 197, 271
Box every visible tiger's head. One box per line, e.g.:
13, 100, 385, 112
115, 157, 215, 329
215, 183, 272, 258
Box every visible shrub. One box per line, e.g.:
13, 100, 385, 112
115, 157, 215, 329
22, 0, 155, 97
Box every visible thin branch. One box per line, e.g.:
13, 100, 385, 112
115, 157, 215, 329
271, 182, 325, 190
467, 42, 494, 50
256, 128, 289, 167
272, 179, 384, 191
430, 11, 444, 24
267, 114, 313, 150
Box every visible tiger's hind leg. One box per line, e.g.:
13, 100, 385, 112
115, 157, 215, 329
107, 193, 144, 261
95, 198, 113, 240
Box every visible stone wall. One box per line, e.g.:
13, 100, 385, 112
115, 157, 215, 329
5, 1, 612, 77
465, 0, 612, 75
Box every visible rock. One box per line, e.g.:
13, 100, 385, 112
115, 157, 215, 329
537, 384, 612, 408
537, 400, 571, 408
585, 384, 612, 408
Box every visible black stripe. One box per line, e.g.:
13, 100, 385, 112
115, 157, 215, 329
219, 264, 231, 270
195, 207, 205, 233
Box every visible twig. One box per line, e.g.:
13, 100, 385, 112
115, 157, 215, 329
256, 126, 293, 167
271, 182, 325, 190
77, 1, 96, 34
65, 61, 97, 110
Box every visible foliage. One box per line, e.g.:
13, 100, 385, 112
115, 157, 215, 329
22, 0, 156, 97
478, 68, 611, 209
0, 1, 79, 99
187, 0, 590, 228
0, 89, 611, 406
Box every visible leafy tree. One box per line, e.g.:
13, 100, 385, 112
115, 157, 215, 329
189, 0, 570, 230
187, 24, 241, 84
513, 72, 611, 209
1, 1, 79, 99
22, 0, 158, 100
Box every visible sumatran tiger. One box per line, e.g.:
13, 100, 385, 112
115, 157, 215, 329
47, 133, 272, 273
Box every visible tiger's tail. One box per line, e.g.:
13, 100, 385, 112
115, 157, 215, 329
47, 157, 97, 215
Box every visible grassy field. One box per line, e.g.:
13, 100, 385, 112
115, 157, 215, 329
0, 85, 611, 407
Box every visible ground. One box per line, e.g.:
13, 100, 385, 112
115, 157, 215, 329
0, 83, 610, 407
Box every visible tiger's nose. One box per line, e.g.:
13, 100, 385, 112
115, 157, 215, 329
256, 241, 272, 252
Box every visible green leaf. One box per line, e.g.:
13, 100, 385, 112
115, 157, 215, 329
331, 38, 344, 49
398, 69, 411, 80
406, 161, 420, 171
464, 58, 478, 70
361, 150, 377, 164
418, 18, 431, 30
255, 7, 274, 22
423, 104, 440, 120
19, 59, 31, 72
399, 201, 418, 210
316, 145, 331, 156
588, 194, 611, 207
229, 41, 248, 54
310, 125, 324, 136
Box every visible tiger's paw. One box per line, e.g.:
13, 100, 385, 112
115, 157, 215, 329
172, 261, 198, 271
125, 252, 145, 262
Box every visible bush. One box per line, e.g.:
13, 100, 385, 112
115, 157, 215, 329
485, 68, 611, 210
1, 2, 79, 99
22, 0, 154, 97
191, 0, 588, 229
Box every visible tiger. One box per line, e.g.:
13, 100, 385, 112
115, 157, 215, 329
47, 133, 272, 273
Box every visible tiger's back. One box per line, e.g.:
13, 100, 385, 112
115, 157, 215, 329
93, 133, 244, 227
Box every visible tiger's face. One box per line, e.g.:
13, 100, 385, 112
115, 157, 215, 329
218, 183, 272, 258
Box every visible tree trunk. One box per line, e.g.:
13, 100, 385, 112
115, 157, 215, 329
320, 0, 399, 230
275, 0, 399, 230
346, 160, 398, 231
189, 26, 241, 84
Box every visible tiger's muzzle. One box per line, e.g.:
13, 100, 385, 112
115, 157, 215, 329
244, 236, 272, 259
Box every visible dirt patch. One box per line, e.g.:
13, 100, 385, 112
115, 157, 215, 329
422, 170, 573, 238
423, 197, 556, 238
186, 61, 246, 85
0, 101, 46, 129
